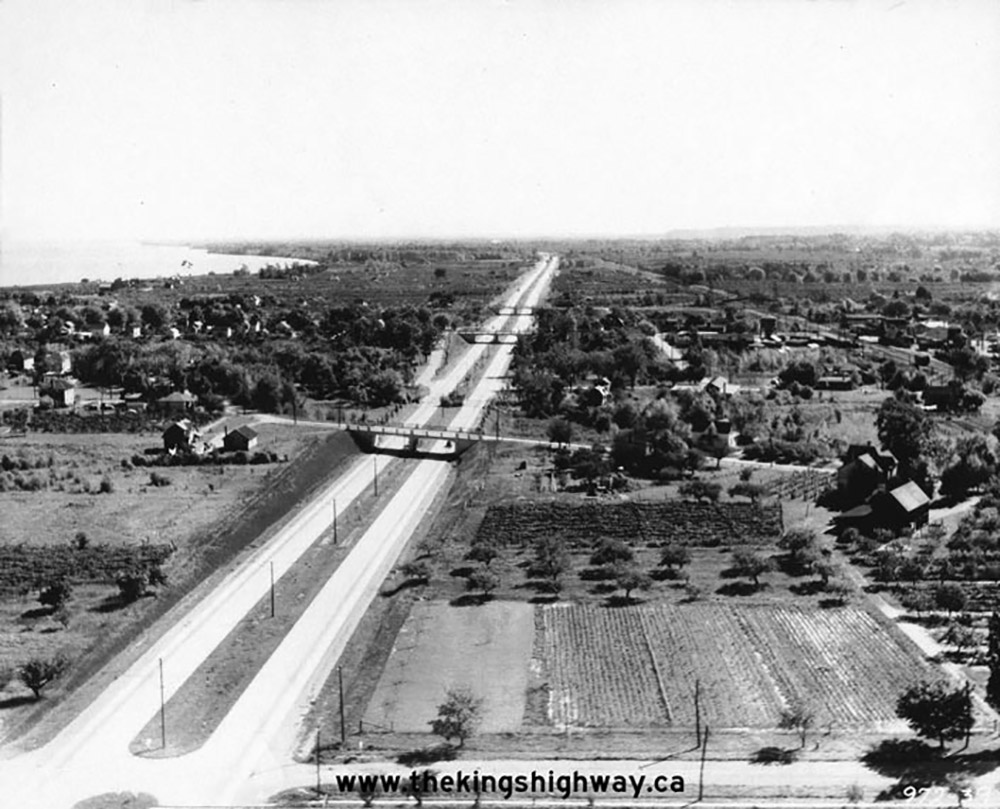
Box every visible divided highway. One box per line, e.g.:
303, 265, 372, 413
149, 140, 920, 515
0, 255, 558, 808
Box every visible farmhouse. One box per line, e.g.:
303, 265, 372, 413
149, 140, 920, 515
38, 377, 75, 408
162, 419, 201, 453
836, 445, 897, 506
156, 390, 198, 415
223, 425, 259, 452
705, 376, 739, 397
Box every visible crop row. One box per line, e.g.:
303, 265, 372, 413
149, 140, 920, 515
637, 604, 780, 728
538, 603, 934, 730
476, 501, 781, 549
734, 606, 934, 728
0, 544, 174, 591
541, 605, 667, 727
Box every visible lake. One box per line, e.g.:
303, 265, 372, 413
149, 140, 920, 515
0, 239, 316, 288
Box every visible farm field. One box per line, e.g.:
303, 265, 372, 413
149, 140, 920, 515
540, 603, 938, 732
363, 601, 534, 734
357, 600, 941, 740
475, 500, 783, 550
0, 425, 359, 743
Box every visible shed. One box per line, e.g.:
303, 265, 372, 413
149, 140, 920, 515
162, 419, 200, 453
223, 425, 259, 453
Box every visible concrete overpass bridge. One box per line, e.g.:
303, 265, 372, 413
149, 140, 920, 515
346, 423, 589, 458
346, 423, 486, 458
494, 305, 536, 315
456, 330, 522, 344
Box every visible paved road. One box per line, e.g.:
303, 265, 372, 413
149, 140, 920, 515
0, 256, 557, 808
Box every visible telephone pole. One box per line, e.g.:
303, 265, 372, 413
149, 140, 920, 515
159, 658, 166, 749
339, 666, 347, 745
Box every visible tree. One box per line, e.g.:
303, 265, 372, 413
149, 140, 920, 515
38, 579, 73, 611
678, 479, 722, 503
429, 687, 482, 747
896, 680, 973, 750
546, 417, 573, 447
730, 549, 772, 589
614, 564, 652, 603
987, 611, 1000, 710
140, 303, 168, 330
465, 543, 499, 568
400, 560, 430, 584
940, 434, 997, 500
590, 538, 633, 567
876, 397, 932, 475
778, 702, 815, 749
824, 578, 852, 605
728, 482, 767, 504
659, 544, 691, 570
0, 302, 25, 335
466, 567, 500, 600
778, 528, 821, 572
532, 535, 570, 590
116, 570, 148, 604
18, 654, 69, 700
934, 583, 967, 616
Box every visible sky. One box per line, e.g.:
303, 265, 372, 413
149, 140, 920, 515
1, 0, 998, 242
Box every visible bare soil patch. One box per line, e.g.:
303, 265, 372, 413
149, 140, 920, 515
363, 600, 534, 734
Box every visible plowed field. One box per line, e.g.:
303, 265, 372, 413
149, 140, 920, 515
539, 603, 937, 731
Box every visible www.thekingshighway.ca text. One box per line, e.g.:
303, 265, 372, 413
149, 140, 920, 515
334, 769, 685, 800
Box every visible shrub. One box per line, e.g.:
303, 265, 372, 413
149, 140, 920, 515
116, 570, 148, 603
99, 477, 114, 494
149, 472, 171, 487
38, 579, 73, 610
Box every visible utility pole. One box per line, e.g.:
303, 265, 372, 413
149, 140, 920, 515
332, 498, 338, 544
159, 658, 166, 749
698, 725, 710, 801
694, 679, 701, 748
339, 666, 347, 745
315, 728, 322, 795
373, 456, 378, 497
270, 561, 275, 618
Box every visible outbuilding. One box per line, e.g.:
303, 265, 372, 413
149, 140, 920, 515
223, 425, 259, 453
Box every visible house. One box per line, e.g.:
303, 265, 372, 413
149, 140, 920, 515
922, 385, 960, 412
880, 481, 931, 529
156, 390, 198, 415
223, 425, 259, 452
705, 376, 739, 397
8, 350, 34, 373
38, 378, 75, 408
816, 375, 856, 391
576, 375, 612, 407
837, 444, 897, 505
162, 419, 200, 453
